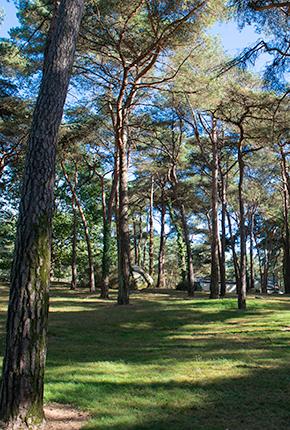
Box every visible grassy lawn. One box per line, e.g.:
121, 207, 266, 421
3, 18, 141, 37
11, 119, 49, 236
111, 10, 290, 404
1, 284, 290, 429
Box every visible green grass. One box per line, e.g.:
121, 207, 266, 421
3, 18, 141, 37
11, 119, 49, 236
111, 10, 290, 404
1, 284, 290, 429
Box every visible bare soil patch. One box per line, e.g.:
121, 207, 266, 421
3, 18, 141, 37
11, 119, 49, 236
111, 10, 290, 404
44, 403, 89, 430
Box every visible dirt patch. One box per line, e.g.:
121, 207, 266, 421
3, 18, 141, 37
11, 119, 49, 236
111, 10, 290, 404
44, 403, 89, 430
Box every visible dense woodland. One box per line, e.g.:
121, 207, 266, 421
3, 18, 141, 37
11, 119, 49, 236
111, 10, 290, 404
0, 0, 289, 428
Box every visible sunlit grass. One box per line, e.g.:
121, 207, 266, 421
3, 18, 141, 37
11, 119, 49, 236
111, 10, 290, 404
1, 284, 290, 429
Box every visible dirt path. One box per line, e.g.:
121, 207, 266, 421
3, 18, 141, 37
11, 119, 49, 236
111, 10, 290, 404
44, 403, 89, 430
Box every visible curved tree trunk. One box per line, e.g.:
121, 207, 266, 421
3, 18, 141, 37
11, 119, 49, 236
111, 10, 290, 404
0, 1, 84, 427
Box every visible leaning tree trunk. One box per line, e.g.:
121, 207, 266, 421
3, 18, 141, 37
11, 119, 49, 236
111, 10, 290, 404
117, 142, 131, 304
0, 1, 84, 428
238, 138, 247, 310
210, 119, 220, 299
156, 189, 166, 289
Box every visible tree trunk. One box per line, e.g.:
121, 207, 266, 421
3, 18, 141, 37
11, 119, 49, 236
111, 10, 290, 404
219, 172, 227, 297
61, 163, 95, 293
117, 143, 131, 304
210, 118, 219, 299
226, 207, 240, 291
71, 196, 78, 290
168, 204, 186, 283
101, 153, 119, 299
156, 189, 166, 289
249, 211, 255, 291
238, 138, 247, 310
0, 1, 84, 427
180, 204, 195, 296
149, 175, 154, 277
280, 148, 290, 293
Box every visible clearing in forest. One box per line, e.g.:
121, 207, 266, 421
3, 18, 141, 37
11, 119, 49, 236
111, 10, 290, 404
0, 284, 290, 430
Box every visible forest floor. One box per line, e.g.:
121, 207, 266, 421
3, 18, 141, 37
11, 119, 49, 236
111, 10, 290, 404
0, 284, 290, 430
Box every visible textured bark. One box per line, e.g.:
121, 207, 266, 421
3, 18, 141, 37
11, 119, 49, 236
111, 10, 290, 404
61, 163, 95, 293
71, 196, 78, 290
0, 1, 84, 427
117, 143, 130, 304
210, 119, 220, 299
180, 204, 195, 297
219, 171, 227, 297
237, 137, 247, 310
280, 148, 290, 293
101, 153, 119, 299
249, 211, 255, 291
226, 207, 240, 292
156, 189, 166, 289
168, 204, 186, 283
149, 176, 155, 277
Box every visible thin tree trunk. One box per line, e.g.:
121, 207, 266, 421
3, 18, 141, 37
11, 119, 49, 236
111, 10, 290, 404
249, 211, 255, 291
281, 148, 290, 293
156, 189, 166, 289
168, 204, 186, 283
71, 196, 78, 290
238, 137, 247, 310
61, 163, 95, 293
101, 152, 119, 298
180, 204, 195, 296
0, 1, 84, 427
226, 207, 240, 291
117, 142, 131, 304
219, 172, 227, 297
210, 118, 219, 299
149, 175, 154, 277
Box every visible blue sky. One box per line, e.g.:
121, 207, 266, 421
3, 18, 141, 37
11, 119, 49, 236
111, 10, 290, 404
0, 0, 269, 72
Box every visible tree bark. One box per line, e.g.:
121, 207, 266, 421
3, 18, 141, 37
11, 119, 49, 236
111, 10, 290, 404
117, 142, 131, 304
210, 118, 220, 299
61, 163, 95, 293
219, 170, 227, 297
149, 175, 155, 277
168, 204, 186, 283
180, 204, 195, 296
249, 210, 255, 291
71, 195, 78, 290
0, 1, 84, 427
280, 147, 290, 293
156, 188, 166, 289
237, 135, 247, 310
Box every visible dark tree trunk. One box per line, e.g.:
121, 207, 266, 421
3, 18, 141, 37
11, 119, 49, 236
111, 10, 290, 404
226, 207, 240, 291
117, 143, 130, 304
71, 196, 78, 290
61, 163, 95, 293
210, 118, 219, 299
101, 153, 119, 299
0, 1, 84, 427
249, 211, 255, 291
280, 148, 290, 293
238, 137, 247, 310
156, 189, 166, 289
168, 204, 186, 283
219, 172, 227, 297
149, 176, 154, 277
180, 204, 195, 296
